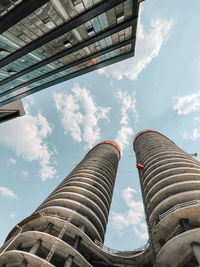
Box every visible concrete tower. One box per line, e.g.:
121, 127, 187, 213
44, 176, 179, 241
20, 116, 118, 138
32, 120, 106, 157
133, 130, 200, 267
0, 141, 121, 266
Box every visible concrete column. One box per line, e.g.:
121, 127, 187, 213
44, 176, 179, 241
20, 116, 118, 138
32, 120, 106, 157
79, 224, 85, 232
73, 225, 85, 249
45, 223, 54, 234
63, 255, 73, 267
191, 242, 200, 265
63, 225, 85, 267
73, 235, 81, 250
17, 243, 22, 250
179, 218, 189, 227
29, 239, 41, 255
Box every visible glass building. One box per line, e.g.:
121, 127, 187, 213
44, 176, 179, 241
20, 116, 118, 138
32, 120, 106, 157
0, 0, 140, 111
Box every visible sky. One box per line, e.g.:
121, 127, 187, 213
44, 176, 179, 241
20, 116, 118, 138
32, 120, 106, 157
1, 0, 200, 252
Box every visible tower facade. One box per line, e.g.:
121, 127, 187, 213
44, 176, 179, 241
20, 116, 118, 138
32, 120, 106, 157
0, 141, 121, 266
133, 130, 200, 267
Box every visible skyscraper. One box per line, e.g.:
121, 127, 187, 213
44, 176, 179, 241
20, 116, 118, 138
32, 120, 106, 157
0, 141, 122, 266
133, 129, 200, 267
0, 0, 140, 112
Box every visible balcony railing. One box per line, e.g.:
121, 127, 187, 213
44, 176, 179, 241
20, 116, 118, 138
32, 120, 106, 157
159, 199, 200, 221
169, 224, 197, 240
94, 239, 148, 256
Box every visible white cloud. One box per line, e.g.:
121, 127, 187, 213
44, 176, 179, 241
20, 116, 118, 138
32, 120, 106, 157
174, 92, 200, 115
0, 187, 17, 200
115, 126, 133, 152
10, 213, 16, 219
8, 158, 16, 165
111, 213, 130, 234
115, 90, 138, 152
53, 84, 110, 148
133, 223, 148, 240
183, 128, 200, 141
111, 187, 148, 241
0, 104, 56, 181
98, 10, 173, 80
21, 170, 29, 178
174, 92, 200, 141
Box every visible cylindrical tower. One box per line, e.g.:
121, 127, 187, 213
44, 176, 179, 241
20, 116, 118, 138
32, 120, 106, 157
133, 130, 200, 267
0, 141, 121, 267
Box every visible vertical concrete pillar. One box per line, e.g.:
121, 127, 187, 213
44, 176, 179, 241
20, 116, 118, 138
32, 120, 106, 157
179, 218, 189, 227
63, 255, 74, 267
45, 223, 54, 234
73, 225, 85, 249
191, 242, 200, 264
29, 239, 41, 255
63, 225, 85, 267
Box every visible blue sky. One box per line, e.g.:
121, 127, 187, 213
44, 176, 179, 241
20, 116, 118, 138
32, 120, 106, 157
1, 0, 200, 251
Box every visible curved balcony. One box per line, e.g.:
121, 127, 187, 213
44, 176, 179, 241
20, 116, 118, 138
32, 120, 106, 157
67, 171, 112, 195
37, 206, 102, 242
47, 185, 109, 216
37, 191, 107, 227
137, 144, 177, 161
149, 190, 200, 225
142, 151, 190, 172
147, 181, 200, 215
37, 198, 105, 240
156, 228, 200, 267
146, 173, 200, 202
152, 200, 200, 252
141, 149, 188, 165
143, 157, 200, 178
69, 167, 114, 188
0, 250, 54, 267
56, 181, 110, 210
59, 176, 111, 202
1, 231, 92, 267
144, 161, 200, 180
2, 213, 152, 267
144, 167, 200, 194
80, 156, 118, 174
71, 165, 114, 187
137, 146, 185, 164
78, 160, 117, 178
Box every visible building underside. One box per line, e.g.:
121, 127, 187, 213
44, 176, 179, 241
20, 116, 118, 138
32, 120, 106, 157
0, 0, 139, 108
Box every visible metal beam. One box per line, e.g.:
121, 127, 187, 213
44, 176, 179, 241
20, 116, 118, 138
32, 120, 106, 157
0, 0, 50, 35
0, 38, 134, 98
0, 50, 134, 107
0, 0, 127, 68
0, 17, 136, 86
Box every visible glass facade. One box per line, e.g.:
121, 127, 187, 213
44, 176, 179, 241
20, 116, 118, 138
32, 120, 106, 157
0, 0, 139, 106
